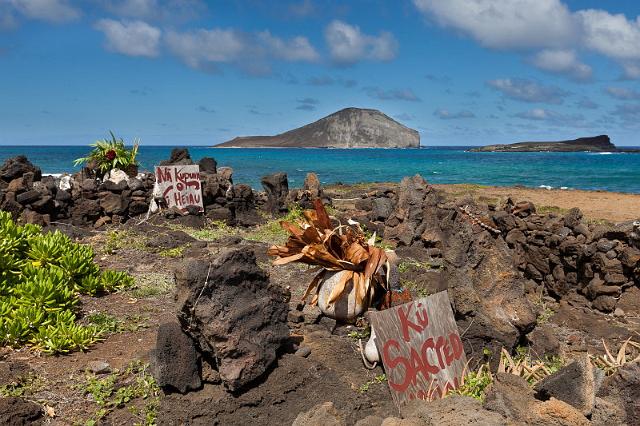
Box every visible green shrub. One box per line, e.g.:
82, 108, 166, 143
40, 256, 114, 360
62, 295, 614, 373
73, 131, 139, 174
0, 211, 134, 354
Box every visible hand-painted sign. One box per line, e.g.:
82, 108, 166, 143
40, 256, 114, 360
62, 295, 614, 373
154, 165, 204, 213
368, 291, 467, 408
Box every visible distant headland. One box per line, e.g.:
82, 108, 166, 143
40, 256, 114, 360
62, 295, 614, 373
470, 135, 639, 153
213, 107, 420, 149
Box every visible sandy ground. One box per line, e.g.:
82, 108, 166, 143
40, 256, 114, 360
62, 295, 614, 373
432, 184, 640, 223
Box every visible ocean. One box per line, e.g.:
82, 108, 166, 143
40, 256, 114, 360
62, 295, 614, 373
1, 146, 640, 193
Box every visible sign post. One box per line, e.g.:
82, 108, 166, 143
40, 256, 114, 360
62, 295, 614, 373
368, 291, 467, 409
154, 165, 204, 213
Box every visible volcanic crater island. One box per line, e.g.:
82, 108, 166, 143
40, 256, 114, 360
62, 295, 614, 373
215, 107, 420, 148
470, 135, 639, 153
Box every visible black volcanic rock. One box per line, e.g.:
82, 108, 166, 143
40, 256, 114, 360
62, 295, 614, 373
470, 135, 619, 152
215, 107, 420, 148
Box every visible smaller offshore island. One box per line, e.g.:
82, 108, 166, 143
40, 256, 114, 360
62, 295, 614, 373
215, 107, 420, 148
470, 135, 639, 153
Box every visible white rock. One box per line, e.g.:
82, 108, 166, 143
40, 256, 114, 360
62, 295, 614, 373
58, 175, 72, 191
104, 168, 129, 185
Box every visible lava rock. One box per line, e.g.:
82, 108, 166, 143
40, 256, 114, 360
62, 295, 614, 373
261, 172, 289, 215
0, 155, 42, 182
159, 148, 193, 165
293, 402, 345, 426
596, 361, 640, 424
534, 354, 600, 416
175, 249, 289, 391
16, 189, 41, 205
564, 207, 583, 229
370, 197, 394, 222
0, 397, 43, 425
100, 193, 128, 215
150, 321, 202, 394
198, 157, 217, 174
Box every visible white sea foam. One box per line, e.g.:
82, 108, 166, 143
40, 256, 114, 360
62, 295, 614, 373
539, 185, 553, 190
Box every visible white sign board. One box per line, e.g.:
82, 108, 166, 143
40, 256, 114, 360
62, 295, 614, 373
368, 291, 467, 408
154, 165, 204, 213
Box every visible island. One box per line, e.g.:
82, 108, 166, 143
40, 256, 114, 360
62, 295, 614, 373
469, 135, 638, 153
214, 107, 420, 148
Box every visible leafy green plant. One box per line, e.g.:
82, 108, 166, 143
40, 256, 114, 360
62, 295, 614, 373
74, 131, 140, 174
448, 365, 493, 401
80, 361, 160, 425
0, 211, 134, 353
358, 374, 387, 393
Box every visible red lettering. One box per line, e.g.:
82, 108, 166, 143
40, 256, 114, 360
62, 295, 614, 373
420, 338, 440, 375
383, 339, 413, 392
156, 168, 172, 184
435, 336, 446, 369
450, 332, 464, 361
443, 338, 454, 366
398, 303, 423, 342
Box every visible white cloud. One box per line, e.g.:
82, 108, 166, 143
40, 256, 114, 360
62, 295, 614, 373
487, 78, 569, 104
95, 19, 161, 57
411, 1, 640, 79
324, 20, 398, 65
513, 108, 588, 127
165, 27, 319, 72
165, 28, 244, 68
9, 0, 80, 23
412, 0, 578, 50
605, 87, 640, 101
578, 9, 640, 61
531, 49, 592, 81
257, 31, 319, 62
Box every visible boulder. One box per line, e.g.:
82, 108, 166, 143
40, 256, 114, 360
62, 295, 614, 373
159, 148, 193, 165
16, 189, 41, 205
229, 184, 263, 227
71, 199, 102, 224
260, 172, 289, 215
370, 197, 394, 222
534, 354, 600, 416
563, 208, 583, 229
303, 172, 322, 199
512, 201, 536, 217
150, 321, 201, 394
100, 193, 128, 215
484, 373, 589, 425
0, 155, 41, 182
384, 175, 432, 246
0, 397, 43, 425
175, 249, 289, 391
401, 395, 507, 425
292, 402, 346, 426
198, 157, 217, 174
596, 361, 640, 425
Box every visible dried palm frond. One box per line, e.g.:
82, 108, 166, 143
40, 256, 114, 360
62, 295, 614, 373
591, 338, 640, 375
268, 199, 390, 309
498, 348, 561, 384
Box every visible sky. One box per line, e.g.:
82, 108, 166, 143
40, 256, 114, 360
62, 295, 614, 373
1, 0, 640, 146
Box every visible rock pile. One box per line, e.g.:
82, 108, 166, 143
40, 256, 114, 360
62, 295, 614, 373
0, 149, 262, 228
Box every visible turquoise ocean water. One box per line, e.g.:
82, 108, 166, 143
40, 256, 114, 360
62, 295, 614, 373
1, 146, 639, 193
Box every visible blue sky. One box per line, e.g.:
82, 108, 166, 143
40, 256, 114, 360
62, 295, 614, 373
1, 0, 640, 146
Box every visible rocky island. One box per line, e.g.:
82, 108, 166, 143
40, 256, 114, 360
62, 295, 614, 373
470, 135, 638, 152
214, 107, 420, 148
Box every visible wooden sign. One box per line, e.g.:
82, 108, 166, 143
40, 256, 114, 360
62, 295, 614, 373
368, 291, 467, 408
154, 165, 204, 213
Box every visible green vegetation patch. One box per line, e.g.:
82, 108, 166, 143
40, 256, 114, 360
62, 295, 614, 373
0, 211, 134, 354
78, 361, 160, 426
129, 273, 175, 298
